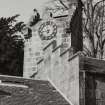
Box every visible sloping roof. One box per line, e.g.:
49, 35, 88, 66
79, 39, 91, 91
0, 75, 71, 105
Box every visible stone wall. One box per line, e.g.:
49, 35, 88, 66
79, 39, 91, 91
49, 52, 79, 105
34, 45, 105, 105
23, 16, 72, 78
34, 41, 80, 105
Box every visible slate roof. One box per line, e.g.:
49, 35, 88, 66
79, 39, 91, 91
0, 75, 71, 105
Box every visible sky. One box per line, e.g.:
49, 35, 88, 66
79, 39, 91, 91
0, 0, 49, 23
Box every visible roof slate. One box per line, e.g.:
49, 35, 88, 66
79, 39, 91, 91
0, 75, 71, 105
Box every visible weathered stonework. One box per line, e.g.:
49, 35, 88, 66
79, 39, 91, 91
23, 0, 74, 78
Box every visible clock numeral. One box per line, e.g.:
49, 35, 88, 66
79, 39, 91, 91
46, 21, 50, 25
53, 25, 57, 29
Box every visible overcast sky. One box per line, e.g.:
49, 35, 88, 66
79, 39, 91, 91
0, 0, 49, 23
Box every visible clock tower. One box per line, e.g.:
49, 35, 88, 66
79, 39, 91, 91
23, 0, 76, 78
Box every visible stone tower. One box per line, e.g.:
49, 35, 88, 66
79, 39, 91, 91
23, 0, 77, 78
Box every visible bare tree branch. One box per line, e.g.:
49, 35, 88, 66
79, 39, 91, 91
102, 38, 105, 49
58, 0, 69, 10
93, 0, 103, 14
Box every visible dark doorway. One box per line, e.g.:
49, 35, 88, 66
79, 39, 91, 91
85, 72, 105, 105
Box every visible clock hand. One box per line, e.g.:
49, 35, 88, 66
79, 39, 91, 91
42, 29, 50, 33
46, 29, 50, 33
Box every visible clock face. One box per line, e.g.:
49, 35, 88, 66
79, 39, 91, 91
38, 21, 57, 40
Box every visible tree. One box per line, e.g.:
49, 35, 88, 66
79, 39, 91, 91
70, 0, 83, 53
0, 15, 26, 76
83, 0, 105, 59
